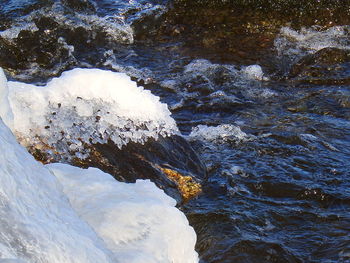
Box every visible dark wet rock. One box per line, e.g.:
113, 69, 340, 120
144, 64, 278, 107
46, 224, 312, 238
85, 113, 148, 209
0, 28, 76, 75
285, 86, 350, 119
130, 6, 167, 41
146, 0, 350, 64
289, 48, 350, 85
0, 10, 131, 81
32, 135, 206, 204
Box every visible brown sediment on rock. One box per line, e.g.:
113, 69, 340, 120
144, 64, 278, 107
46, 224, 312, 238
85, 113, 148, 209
16, 135, 57, 165
71, 145, 116, 173
75, 147, 204, 202
158, 166, 202, 202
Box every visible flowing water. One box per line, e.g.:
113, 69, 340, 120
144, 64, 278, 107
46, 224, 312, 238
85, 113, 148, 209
1, 0, 350, 262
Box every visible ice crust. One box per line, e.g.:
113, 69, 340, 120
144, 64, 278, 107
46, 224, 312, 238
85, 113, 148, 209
0, 118, 198, 262
0, 68, 178, 158
47, 164, 198, 263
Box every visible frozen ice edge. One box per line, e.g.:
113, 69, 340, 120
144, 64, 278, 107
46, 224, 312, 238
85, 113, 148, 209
1, 68, 178, 160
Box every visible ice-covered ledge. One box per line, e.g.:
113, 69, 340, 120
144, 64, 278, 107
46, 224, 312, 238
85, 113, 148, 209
0, 66, 199, 262
0, 67, 205, 203
2, 68, 178, 158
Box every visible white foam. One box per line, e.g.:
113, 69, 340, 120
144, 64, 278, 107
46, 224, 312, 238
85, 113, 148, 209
103, 51, 155, 82
189, 124, 253, 143
274, 26, 350, 59
0, 259, 27, 263
241, 65, 269, 81
184, 59, 237, 82
184, 59, 267, 83
1, 68, 178, 158
47, 164, 199, 263
0, 22, 38, 40
0, 2, 134, 45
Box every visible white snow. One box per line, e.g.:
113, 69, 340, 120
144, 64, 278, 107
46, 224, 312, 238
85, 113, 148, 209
0, 118, 115, 263
0, 69, 13, 129
0, 117, 198, 262
47, 164, 198, 263
0, 68, 178, 159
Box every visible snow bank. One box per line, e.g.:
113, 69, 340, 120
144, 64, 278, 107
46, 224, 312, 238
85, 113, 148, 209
47, 164, 198, 263
1, 68, 178, 159
0, 118, 114, 263
0, 69, 13, 129
0, 117, 198, 262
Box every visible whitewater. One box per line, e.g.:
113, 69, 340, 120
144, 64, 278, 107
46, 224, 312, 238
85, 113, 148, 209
0, 67, 198, 263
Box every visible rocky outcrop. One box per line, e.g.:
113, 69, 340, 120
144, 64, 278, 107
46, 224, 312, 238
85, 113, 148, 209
33, 135, 206, 204
133, 0, 350, 64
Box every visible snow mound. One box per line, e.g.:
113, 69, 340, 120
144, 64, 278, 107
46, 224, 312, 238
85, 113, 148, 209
0, 118, 115, 263
47, 164, 198, 263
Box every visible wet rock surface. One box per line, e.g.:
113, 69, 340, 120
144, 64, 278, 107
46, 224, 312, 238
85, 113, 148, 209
289, 47, 350, 85
144, 0, 350, 65
33, 135, 206, 204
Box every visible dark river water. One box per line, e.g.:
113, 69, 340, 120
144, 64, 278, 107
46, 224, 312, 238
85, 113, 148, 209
1, 0, 350, 262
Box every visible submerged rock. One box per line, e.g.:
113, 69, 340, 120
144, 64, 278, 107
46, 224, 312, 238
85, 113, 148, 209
289, 48, 350, 85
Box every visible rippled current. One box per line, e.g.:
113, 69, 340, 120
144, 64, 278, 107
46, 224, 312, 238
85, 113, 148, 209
1, 0, 349, 262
